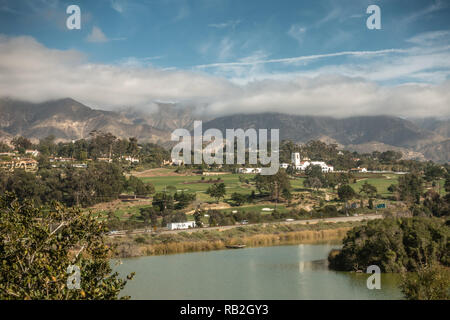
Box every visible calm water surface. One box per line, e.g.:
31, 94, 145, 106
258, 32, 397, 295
114, 243, 403, 300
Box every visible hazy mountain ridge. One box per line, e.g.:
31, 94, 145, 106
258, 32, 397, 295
410, 118, 450, 139
0, 98, 169, 143
0, 98, 448, 162
202, 113, 449, 162
119, 103, 210, 132
202, 114, 438, 147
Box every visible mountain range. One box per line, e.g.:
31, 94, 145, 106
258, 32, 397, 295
0, 97, 448, 163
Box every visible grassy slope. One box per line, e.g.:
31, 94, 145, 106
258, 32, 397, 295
140, 173, 256, 202
349, 174, 398, 196
96, 170, 404, 222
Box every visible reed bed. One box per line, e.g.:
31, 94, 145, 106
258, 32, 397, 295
111, 222, 357, 258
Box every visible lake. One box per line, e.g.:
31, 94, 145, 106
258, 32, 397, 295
114, 243, 403, 300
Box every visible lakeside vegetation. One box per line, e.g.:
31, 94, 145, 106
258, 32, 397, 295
328, 217, 450, 300
328, 217, 449, 272
109, 220, 360, 257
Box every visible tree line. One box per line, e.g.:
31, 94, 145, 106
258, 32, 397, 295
3, 132, 171, 167
280, 140, 448, 172
0, 163, 155, 207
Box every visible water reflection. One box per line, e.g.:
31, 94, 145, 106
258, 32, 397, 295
114, 244, 403, 300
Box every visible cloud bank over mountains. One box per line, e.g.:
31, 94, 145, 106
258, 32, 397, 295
0, 34, 449, 118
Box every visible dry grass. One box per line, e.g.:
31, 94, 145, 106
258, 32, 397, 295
111, 224, 353, 258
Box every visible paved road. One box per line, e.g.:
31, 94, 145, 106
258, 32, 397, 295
107, 213, 383, 237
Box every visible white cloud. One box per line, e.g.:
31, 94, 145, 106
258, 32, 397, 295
111, 0, 125, 13
86, 26, 108, 43
406, 30, 450, 46
198, 37, 236, 60
218, 37, 234, 60
194, 48, 407, 69
203, 77, 450, 119
287, 24, 306, 44
85, 26, 126, 43
0, 35, 449, 119
208, 20, 241, 29
116, 56, 164, 67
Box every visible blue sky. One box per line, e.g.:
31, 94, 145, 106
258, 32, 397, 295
1, 0, 449, 70
0, 0, 449, 117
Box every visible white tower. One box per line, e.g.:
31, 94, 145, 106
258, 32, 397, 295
291, 152, 301, 166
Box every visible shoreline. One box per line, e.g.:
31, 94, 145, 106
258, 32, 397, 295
109, 221, 364, 258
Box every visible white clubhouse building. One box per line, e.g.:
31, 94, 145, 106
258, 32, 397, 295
290, 152, 334, 172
